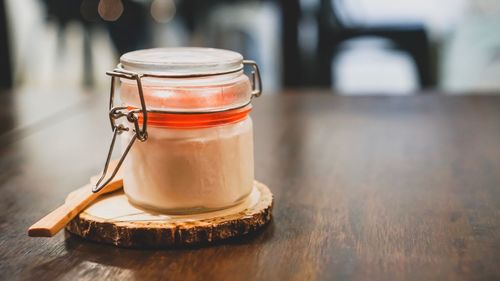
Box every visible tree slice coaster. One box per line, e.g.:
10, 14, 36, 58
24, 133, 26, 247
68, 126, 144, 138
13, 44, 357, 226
66, 181, 273, 248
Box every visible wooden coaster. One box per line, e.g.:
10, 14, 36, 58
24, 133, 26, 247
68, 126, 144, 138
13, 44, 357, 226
66, 181, 273, 248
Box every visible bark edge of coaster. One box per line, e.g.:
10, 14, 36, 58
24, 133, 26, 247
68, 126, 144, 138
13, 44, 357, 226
66, 181, 273, 248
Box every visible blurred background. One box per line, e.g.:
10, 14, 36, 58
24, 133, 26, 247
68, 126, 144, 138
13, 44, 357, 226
1, 0, 500, 94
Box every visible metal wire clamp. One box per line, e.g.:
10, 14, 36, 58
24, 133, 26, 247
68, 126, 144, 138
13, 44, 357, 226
93, 60, 262, 193
244, 60, 262, 98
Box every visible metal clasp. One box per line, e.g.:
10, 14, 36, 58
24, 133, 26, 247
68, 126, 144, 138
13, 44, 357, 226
106, 68, 148, 141
243, 60, 262, 98
93, 68, 148, 193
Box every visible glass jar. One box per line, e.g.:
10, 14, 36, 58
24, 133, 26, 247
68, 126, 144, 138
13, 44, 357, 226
93, 48, 262, 214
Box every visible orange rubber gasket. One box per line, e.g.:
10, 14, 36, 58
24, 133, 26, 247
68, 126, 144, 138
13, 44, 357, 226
133, 105, 252, 129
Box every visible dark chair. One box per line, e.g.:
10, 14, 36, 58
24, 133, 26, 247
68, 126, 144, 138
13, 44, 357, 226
317, 0, 433, 88
0, 0, 13, 89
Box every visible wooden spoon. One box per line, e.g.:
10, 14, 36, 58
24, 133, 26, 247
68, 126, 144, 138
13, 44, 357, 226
28, 161, 123, 237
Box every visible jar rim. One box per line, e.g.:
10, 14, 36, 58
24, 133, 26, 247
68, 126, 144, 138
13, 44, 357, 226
120, 47, 243, 77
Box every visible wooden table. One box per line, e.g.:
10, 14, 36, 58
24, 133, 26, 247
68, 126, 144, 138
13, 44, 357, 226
1, 90, 499, 280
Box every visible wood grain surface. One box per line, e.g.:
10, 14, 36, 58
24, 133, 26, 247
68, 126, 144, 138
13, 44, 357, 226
66, 182, 273, 248
1, 90, 499, 281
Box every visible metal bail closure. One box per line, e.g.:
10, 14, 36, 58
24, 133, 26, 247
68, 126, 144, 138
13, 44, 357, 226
243, 60, 262, 98
93, 68, 148, 193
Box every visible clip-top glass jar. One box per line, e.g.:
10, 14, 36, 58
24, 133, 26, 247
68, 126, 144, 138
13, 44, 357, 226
93, 47, 262, 214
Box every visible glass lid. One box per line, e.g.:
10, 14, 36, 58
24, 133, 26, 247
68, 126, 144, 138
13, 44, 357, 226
119, 47, 244, 77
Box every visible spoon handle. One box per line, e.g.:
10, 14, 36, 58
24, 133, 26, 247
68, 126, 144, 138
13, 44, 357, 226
28, 160, 122, 237
28, 185, 97, 237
